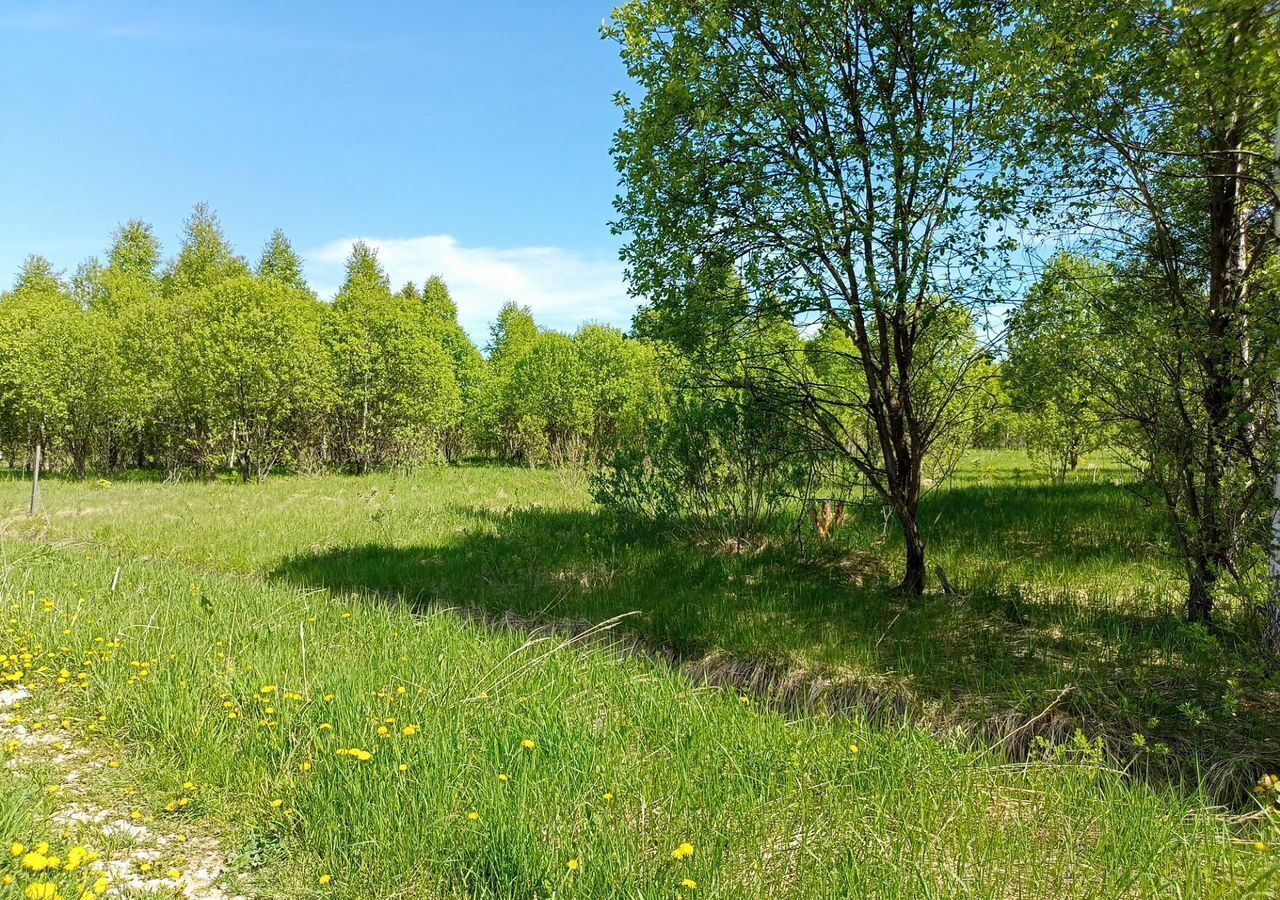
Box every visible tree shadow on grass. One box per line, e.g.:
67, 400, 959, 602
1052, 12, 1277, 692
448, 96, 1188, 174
271, 495, 1280, 801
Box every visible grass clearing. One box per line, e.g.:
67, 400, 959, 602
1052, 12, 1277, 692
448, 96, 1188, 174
0, 452, 1277, 896
5, 452, 1277, 797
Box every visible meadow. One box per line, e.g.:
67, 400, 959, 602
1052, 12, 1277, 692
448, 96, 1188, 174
0, 451, 1277, 898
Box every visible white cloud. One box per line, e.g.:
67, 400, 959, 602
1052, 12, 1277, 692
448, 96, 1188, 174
303, 235, 634, 346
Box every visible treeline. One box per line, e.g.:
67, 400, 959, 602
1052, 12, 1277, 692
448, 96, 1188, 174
0, 205, 659, 480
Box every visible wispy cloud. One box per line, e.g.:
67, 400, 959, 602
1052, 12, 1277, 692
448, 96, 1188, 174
304, 235, 634, 345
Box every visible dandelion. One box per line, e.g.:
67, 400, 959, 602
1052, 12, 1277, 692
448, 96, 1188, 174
671, 842, 694, 861
602, 792, 614, 802
300, 761, 312, 772
498, 773, 509, 782
22, 851, 49, 872
319, 874, 332, 885
848, 743, 860, 754
521, 739, 536, 750
24, 883, 60, 900
183, 781, 197, 791
567, 858, 580, 872
271, 799, 284, 809
10, 842, 24, 857
377, 726, 390, 738
402, 724, 419, 736
467, 811, 480, 822
1256, 841, 1269, 852
681, 879, 697, 890
398, 764, 408, 772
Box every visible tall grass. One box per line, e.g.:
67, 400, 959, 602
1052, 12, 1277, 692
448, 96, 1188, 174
4, 452, 1275, 800
1, 539, 1276, 897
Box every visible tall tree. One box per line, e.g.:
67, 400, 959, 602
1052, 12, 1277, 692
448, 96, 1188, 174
0, 257, 81, 470
608, 0, 1018, 592
1004, 254, 1114, 483
164, 203, 249, 296
256, 229, 311, 294
1014, 0, 1280, 622
418, 276, 485, 459
326, 246, 459, 470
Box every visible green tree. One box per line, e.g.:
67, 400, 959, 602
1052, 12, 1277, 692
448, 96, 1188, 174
419, 276, 485, 459
608, 0, 1018, 591
478, 302, 540, 459
196, 276, 332, 480
326, 246, 460, 471
1004, 254, 1113, 483
0, 257, 82, 471
163, 203, 249, 296
256, 229, 311, 294
1012, 0, 1280, 622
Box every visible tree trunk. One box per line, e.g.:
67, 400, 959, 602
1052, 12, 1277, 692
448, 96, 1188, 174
1264, 110, 1280, 659
1188, 564, 1216, 625
897, 505, 926, 595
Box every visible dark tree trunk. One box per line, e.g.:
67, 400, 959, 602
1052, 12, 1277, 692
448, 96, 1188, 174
897, 504, 926, 595
1188, 565, 1216, 624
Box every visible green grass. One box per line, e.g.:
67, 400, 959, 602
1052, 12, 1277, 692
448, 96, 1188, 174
0, 451, 1278, 896
5, 452, 1276, 798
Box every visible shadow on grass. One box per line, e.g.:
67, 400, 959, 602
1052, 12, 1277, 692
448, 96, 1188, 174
272, 484, 1280, 802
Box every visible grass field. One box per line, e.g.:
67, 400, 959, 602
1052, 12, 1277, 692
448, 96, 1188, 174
0, 451, 1278, 897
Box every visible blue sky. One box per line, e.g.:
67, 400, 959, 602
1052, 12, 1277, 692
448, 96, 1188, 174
0, 1, 635, 340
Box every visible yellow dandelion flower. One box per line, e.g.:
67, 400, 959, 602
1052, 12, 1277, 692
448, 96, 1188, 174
498, 773, 509, 782
521, 739, 536, 750
671, 842, 694, 861
271, 799, 284, 809
681, 878, 697, 889
467, 811, 480, 821
319, 874, 332, 885
848, 743, 860, 754
602, 792, 614, 802
567, 858, 580, 871
1256, 841, 1269, 852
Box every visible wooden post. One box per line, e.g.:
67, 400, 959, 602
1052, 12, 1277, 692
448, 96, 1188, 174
28, 441, 41, 516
